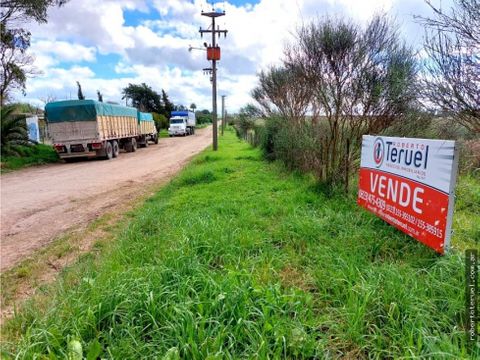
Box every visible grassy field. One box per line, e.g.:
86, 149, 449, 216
1, 144, 59, 172
1, 129, 478, 358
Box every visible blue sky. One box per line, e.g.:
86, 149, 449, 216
20, 0, 451, 112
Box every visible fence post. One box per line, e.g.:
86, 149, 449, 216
345, 139, 350, 193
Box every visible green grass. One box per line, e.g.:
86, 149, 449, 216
1, 144, 59, 171
1, 129, 478, 358
159, 129, 169, 138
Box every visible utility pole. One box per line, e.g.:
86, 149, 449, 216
221, 95, 226, 136
199, 7, 227, 151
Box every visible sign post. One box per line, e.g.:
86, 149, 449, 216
358, 135, 459, 254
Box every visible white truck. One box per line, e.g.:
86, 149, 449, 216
168, 110, 196, 136
46, 100, 158, 160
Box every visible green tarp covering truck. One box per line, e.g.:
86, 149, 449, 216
45, 100, 158, 160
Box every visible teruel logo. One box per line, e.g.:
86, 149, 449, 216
385, 141, 429, 169
373, 137, 430, 169
373, 138, 384, 167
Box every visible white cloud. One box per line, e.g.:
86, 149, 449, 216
30, 40, 96, 63
17, 0, 453, 111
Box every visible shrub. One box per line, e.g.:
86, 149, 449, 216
1, 104, 31, 156
152, 112, 168, 131
252, 15, 419, 188
196, 112, 213, 125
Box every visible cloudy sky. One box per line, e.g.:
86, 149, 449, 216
20, 0, 452, 112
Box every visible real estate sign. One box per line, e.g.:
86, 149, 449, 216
358, 135, 459, 254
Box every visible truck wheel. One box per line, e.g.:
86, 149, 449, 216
144, 138, 149, 148
154, 134, 159, 144
112, 140, 119, 158
131, 138, 137, 152
104, 141, 113, 160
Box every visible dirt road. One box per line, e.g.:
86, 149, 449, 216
0, 127, 212, 272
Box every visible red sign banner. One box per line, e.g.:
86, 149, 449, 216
358, 136, 459, 254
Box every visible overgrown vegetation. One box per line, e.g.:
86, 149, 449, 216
245, 8, 479, 188
251, 15, 419, 186
1, 143, 59, 171
416, 0, 480, 133
0, 103, 58, 171
1, 104, 30, 156
1, 130, 478, 358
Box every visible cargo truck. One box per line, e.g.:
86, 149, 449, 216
168, 110, 196, 136
137, 111, 159, 147
46, 100, 158, 160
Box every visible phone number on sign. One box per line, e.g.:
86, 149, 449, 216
358, 189, 443, 239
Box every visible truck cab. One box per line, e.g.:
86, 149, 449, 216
168, 111, 196, 137
168, 117, 188, 136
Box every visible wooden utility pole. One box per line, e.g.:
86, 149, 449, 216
199, 8, 227, 151
221, 94, 226, 136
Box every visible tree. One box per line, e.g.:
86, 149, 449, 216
152, 112, 168, 131
0, 1, 68, 105
122, 83, 162, 112
174, 104, 187, 111
196, 112, 213, 125
253, 15, 419, 185
1, 1, 68, 24
252, 65, 311, 122
416, 0, 480, 133
1, 104, 31, 155
190, 103, 197, 111
40, 93, 57, 104
0, 26, 37, 104
76, 81, 85, 100
97, 90, 103, 102
161, 89, 174, 117
235, 106, 256, 139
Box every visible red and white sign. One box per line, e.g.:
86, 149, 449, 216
358, 135, 459, 254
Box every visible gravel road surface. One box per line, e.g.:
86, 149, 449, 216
0, 127, 212, 272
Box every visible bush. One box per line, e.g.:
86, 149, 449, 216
252, 15, 418, 188
196, 113, 213, 125
152, 112, 168, 131
1, 104, 31, 156
1, 144, 59, 170
257, 116, 283, 160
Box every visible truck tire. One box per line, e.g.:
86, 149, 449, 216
112, 140, 119, 158
104, 141, 113, 160
154, 134, 159, 144
144, 138, 149, 147
125, 138, 137, 153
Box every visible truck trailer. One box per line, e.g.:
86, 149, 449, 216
137, 111, 158, 147
168, 110, 196, 136
46, 100, 157, 160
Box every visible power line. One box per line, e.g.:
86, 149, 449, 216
199, 6, 228, 151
